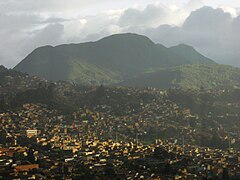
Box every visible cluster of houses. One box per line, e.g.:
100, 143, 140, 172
0, 95, 240, 179
0, 86, 240, 179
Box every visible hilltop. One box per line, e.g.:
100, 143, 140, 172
14, 33, 214, 86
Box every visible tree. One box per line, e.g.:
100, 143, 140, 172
105, 167, 116, 178
164, 163, 173, 174
0, 129, 7, 145
222, 168, 229, 180
27, 148, 35, 163
153, 147, 169, 160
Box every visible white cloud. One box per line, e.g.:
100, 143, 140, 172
220, 6, 238, 17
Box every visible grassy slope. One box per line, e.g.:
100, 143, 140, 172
68, 59, 121, 85
169, 44, 215, 64
121, 64, 240, 90
178, 64, 240, 89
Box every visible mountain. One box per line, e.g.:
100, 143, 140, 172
14, 33, 214, 85
169, 44, 214, 64
0, 65, 8, 73
121, 64, 240, 90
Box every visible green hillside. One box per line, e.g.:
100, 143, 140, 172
14, 33, 214, 85
169, 44, 215, 64
121, 64, 240, 90
68, 59, 121, 85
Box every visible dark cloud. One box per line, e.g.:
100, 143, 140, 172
182, 6, 232, 32
232, 15, 240, 34
144, 6, 240, 66
145, 25, 182, 46
20, 23, 64, 62
28, 23, 64, 46
118, 4, 169, 28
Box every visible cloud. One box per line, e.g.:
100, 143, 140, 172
0, 1, 240, 68
26, 23, 64, 47
62, 10, 123, 44
0, 13, 41, 33
144, 6, 240, 66
0, 0, 111, 13
232, 15, 240, 33
182, 6, 232, 33
220, 6, 239, 17
0, 11, 67, 67
185, 0, 204, 11
118, 4, 170, 28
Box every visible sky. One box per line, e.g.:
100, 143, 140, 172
0, 0, 240, 67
